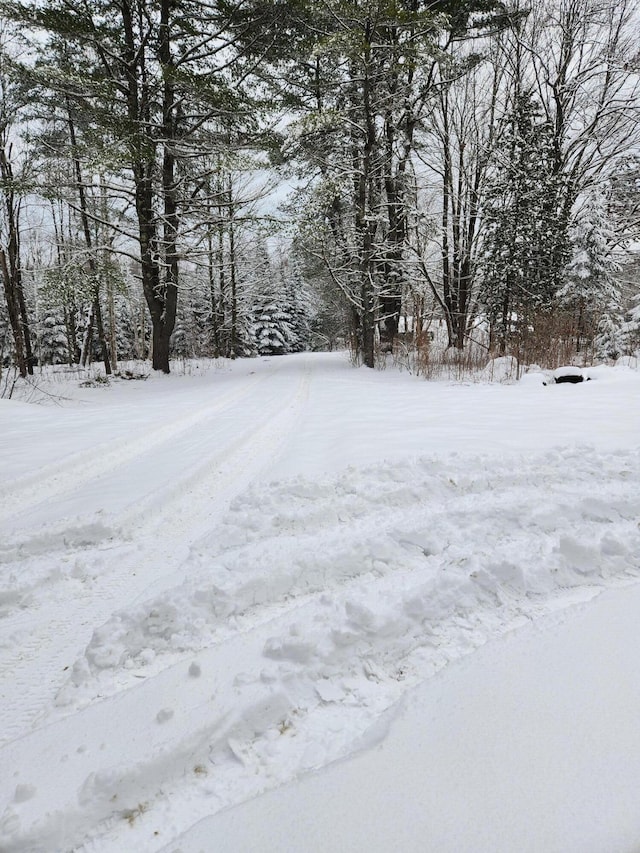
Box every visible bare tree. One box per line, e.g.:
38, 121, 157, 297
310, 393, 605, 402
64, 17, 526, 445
0, 25, 34, 377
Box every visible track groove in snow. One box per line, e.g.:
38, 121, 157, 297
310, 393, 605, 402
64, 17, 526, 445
0, 363, 311, 747
0, 367, 273, 526
0, 363, 302, 560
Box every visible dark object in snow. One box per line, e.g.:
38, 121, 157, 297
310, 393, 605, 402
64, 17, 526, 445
555, 373, 584, 384
553, 366, 586, 384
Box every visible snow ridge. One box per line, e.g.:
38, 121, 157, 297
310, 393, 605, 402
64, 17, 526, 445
67, 448, 640, 700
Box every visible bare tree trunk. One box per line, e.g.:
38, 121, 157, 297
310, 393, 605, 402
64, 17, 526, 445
16, 278, 34, 372
63, 306, 81, 365
228, 179, 238, 358
208, 226, 219, 357
205, 185, 221, 357
94, 294, 111, 372
440, 109, 456, 348
139, 297, 147, 360
80, 304, 94, 366
0, 149, 33, 375
217, 173, 228, 356
156, 0, 179, 373
107, 280, 117, 370
354, 26, 379, 370
122, 0, 176, 374
102, 177, 118, 370
66, 97, 112, 375
0, 247, 26, 377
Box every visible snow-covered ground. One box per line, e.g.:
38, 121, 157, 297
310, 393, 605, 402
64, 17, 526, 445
1, 351, 639, 852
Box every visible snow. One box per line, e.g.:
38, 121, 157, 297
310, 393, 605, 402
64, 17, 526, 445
553, 365, 585, 380
176, 583, 640, 853
1, 351, 639, 852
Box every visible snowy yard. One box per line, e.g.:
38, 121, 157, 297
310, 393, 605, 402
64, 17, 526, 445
1, 351, 640, 852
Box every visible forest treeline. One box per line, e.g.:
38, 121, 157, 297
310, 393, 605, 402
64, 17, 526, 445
0, 0, 639, 377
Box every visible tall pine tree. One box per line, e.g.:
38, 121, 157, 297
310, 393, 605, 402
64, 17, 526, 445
480, 91, 570, 354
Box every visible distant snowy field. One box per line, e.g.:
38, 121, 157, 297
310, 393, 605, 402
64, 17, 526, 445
1, 351, 639, 853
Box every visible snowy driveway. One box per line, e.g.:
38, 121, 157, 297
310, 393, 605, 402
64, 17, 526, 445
0, 352, 639, 851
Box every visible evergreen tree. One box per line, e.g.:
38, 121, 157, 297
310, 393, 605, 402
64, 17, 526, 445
6, 0, 266, 373
113, 291, 138, 362
278, 253, 311, 353
621, 293, 640, 356
480, 91, 570, 354
252, 295, 295, 355
38, 307, 68, 365
41, 260, 93, 364
251, 252, 296, 355
595, 310, 625, 361
169, 273, 212, 359
559, 192, 620, 353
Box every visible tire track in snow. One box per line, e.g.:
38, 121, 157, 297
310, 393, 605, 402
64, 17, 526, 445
0, 364, 275, 531
0, 362, 312, 747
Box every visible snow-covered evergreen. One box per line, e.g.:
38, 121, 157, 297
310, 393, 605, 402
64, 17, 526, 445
279, 253, 312, 353
622, 293, 640, 355
595, 310, 626, 360
251, 247, 298, 356
38, 309, 69, 365
559, 191, 621, 354
252, 292, 296, 355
